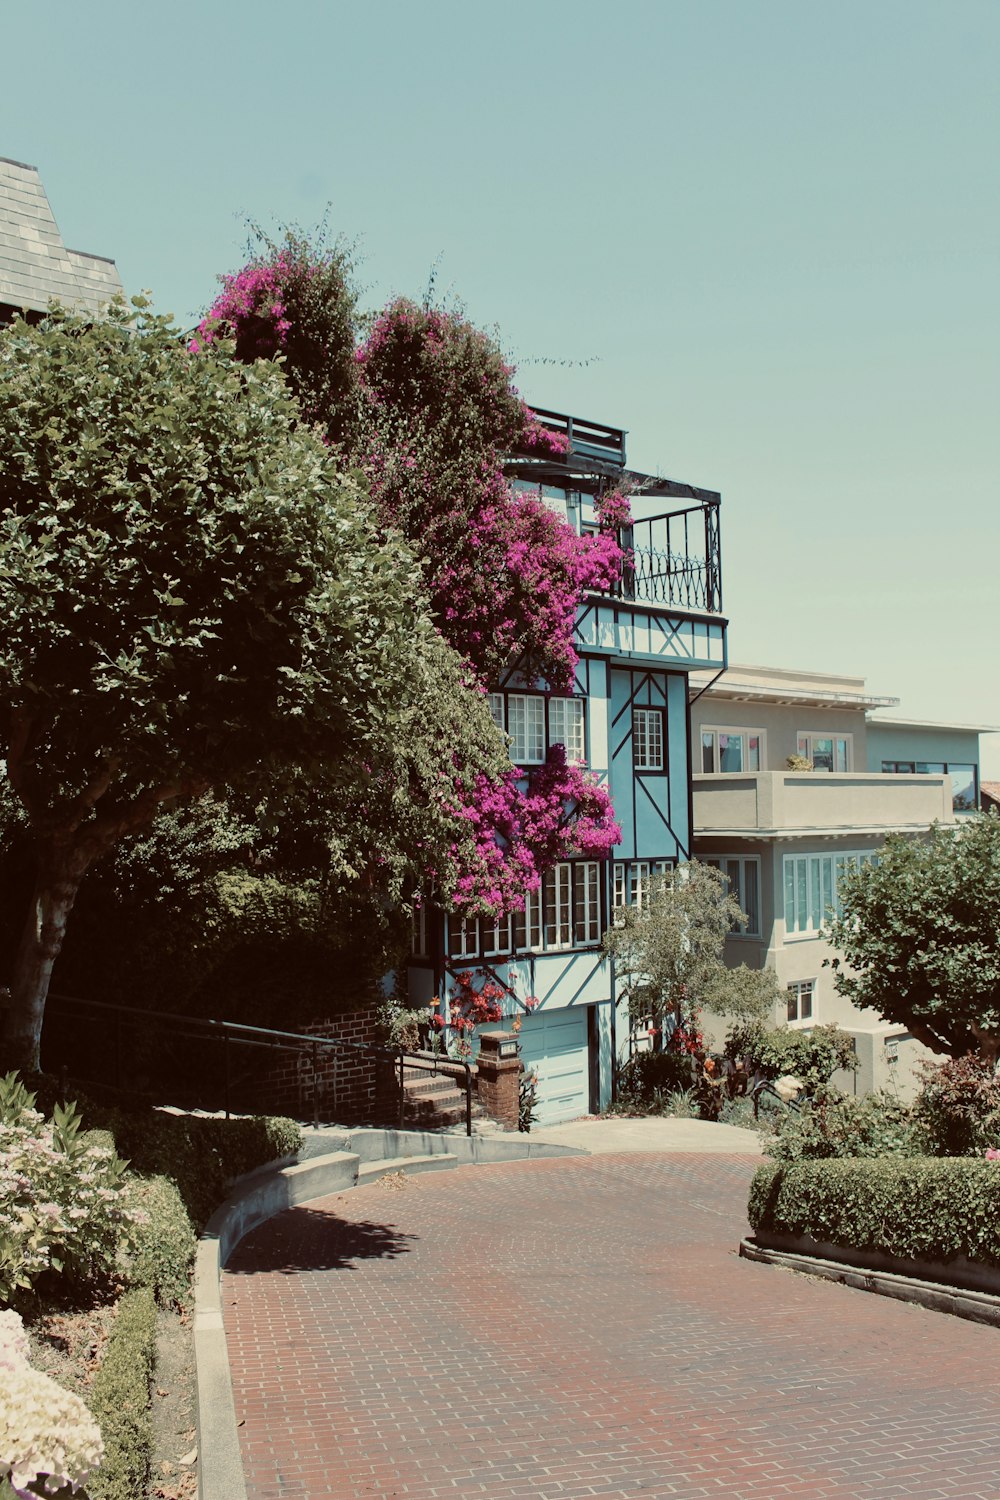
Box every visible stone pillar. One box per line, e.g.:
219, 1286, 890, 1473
476, 1031, 522, 1131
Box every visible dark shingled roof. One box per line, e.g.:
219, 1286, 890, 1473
0, 156, 124, 317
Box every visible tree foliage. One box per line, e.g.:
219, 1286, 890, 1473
601, 861, 776, 1032
825, 814, 1000, 1061
0, 297, 503, 1067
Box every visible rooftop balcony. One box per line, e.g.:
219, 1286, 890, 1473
693, 770, 955, 839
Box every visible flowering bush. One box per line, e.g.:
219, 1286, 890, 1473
0, 1075, 138, 1306
0, 1308, 103, 1498
912, 1052, 1000, 1157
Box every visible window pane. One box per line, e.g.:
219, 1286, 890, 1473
949, 765, 977, 812
702, 733, 715, 773
719, 733, 743, 773
812, 738, 834, 773
835, 737, 849, 772
488, 693, 505, 733
800, 985, 813, 1020
787, 990, 798, 1023
748, 735, 761, 771
796, 861, 807, 932
743, 861, 759, 935
916, 762, 945, 775
797, 736, 810, 760
784, 860, 796, 931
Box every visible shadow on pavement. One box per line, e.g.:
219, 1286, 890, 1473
226, 1205, 417, 1276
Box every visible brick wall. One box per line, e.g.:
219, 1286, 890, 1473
262, 1005, 382, 1123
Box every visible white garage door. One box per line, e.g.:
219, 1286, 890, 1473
517, 1006, 589, 1126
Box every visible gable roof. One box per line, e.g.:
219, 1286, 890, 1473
0, 156, 124, 318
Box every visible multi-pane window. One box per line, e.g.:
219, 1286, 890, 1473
786, 979, 815, 1024
633, 708, 664, 770
702, 856, 761, 937
783, 851, 879, 935
574, 862, 601, 944
508, 695, 546, 763
797, 733, 851, 773
549, 697, 586, 763
701, 728, 763, 773
483, 912, 513, 956
612, 859, 673, 913
447, 912, 478, 960
881, 760, 978, 814
493, 693, 586, 766
444, 862, 603, 957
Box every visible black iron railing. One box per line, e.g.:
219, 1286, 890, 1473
612, 501, 723, 615
40, 992, 474, 1135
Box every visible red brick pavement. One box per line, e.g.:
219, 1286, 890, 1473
223, 1153, 1000, 1499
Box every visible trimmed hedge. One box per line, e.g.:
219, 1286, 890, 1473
749, 1157, 1000, 1270
119, 1174, 196, 1307
88, 1286, 157, 1500
21, 1074, 302, 1229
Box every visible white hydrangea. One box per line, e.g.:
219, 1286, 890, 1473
0, 1310, 103, 1498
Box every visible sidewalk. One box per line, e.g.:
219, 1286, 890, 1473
528, 1113, 763, 1153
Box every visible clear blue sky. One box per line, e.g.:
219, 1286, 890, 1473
4, 0, 998, 772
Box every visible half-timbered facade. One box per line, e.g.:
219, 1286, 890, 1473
408, 407, 728, 1124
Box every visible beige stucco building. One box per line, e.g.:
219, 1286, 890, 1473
690, 663, 994, 1099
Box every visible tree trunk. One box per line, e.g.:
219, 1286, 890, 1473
1, 846, 90, 1073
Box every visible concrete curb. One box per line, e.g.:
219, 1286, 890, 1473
195, 1150, 360, 1500
739, 1237, 1000, 1329
194, 1130, 587, 1499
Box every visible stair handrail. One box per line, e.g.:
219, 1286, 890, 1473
39, 990, 475, 1134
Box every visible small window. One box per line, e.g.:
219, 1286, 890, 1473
574, 862, 601, 944
633, 708, 665, 770
448, 913, 478, 959
410, 905, 428, 958
612, 859, 673, 916
550, 697, 586, 764
487, 693, 506, 734
797, 733, 851, 773
787, 980, 815, 1024
701, 728, 763, 774
483, 913, 513, 957
508, 695, 546, 764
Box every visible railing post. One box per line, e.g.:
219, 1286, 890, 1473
312, 1040, 320, 1130
464, 1062, 472, 1137
223, 1031, 231, 1120
397, 1048, 405, 1129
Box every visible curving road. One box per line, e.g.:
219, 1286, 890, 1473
224, 1151, 1000, 1499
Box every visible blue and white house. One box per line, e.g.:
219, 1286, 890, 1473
408, 408, 728, 1124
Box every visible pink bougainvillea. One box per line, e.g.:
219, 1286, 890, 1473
198, 247, 629, 915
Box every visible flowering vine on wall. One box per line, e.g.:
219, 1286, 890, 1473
199, 238, 632, 916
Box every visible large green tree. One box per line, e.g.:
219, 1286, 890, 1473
826, 814, 1000, 1062
0, 298, 503, 1069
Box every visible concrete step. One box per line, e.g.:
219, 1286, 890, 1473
402, 1073, 468, 1099
357, 1153, 458, 1185
405, 1100, 474, 1129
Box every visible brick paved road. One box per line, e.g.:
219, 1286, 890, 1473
224, 1154, 1000, 1498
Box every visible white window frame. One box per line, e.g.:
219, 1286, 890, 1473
702, 856, 761, 937
783, 850, 879, 936
786, 979, 815, 1025
796, 731, 852, 773
482, 912, 513, 957
549, 696, 587, 764
487, 692, 506, 734
633, 707, 665, 771
508, 694, 546, 764
612, 859, 673, 916
513, 860, 602, 952
700, 727, 763, 774
448, 912, 479, 959
574, 862, 601, 945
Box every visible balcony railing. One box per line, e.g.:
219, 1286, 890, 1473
611, 501, 722, 615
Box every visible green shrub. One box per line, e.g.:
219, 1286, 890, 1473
616, 1049, 696, 1111
88, 1286, 157, 1500
727, 1022, 858, 1094
19, 1077, 302, 1229
911, 1053, 1000, 1157
749, 1156, 1000, 1269
118, 1175, 195, 1307
764, 1090, 920, 1161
